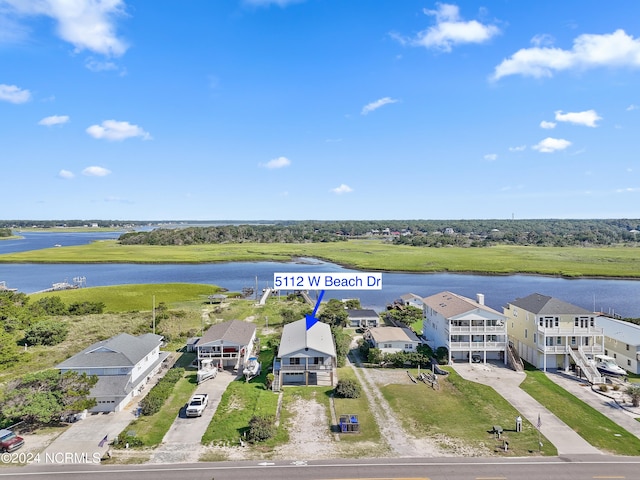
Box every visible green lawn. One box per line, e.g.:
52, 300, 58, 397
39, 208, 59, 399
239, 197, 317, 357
122, 354, 198, 447
201, 348, 281, 446
520, 367, 640, 455
333, 367, 381, 445
3, 239, 640, 278
381, 368, 557, 456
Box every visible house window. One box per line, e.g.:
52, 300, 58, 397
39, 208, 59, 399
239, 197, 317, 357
525, 329, 528, 339
533, 334, 537, 344
557, 337, 562, 345
613, 353, 617, 359
539, 318, 543, 327
289, 358, 301, 365
405, 344, 413, 349
627, 344, 630, 351
555, 318, 559, 327
628, 359, 632, 366
574, 317, 579, 327
590, 317, 595, 327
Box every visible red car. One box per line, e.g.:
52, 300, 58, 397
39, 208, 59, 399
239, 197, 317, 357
0, 429, 25, 453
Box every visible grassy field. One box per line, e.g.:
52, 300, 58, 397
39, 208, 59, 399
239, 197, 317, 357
381, 368, 557, 456
520, 366, 640, 455
2, 239, 640, 278
332, 367, 381, 445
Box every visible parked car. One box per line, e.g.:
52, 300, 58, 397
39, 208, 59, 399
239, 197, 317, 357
0, 429, 25, 453
185, 393, 209, 417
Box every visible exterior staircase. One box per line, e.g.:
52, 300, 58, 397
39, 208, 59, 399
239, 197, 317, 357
506, 342, 524, 372
566, 346, 604, 384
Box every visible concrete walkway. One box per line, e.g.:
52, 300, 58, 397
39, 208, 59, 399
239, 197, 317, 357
452, 362, 602, 456
546, 371, 640, 439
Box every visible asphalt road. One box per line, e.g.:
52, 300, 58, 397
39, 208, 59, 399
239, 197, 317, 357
2, 455, 639, 480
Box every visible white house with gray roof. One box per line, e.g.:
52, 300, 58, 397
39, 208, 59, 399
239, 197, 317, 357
346, 309, 380, 328
56, 332, 166, 413
367, 326, 421, 354
273, 318, 337, 390
423, 291, 507, 364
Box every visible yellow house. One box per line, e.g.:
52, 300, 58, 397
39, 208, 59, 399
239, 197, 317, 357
504, 293, 605, 380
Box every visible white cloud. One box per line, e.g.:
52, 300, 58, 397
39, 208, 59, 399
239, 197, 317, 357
509, 145, 527, 152
82, 166, 111, 177
555, 109, 601, 127
532, 137, 572, 153
86, 120, 151, 141
531, 34, 555, 48
493, 29, 640, 80
484, 153, 497, 161
400, 3, 499, 52
260, 156, 291, 169
0, 83, 31, 103
361, 97, 398, 115
331, 184, 353, 194
626, 104, 638, 111
58, 169, 74, 179
1, 0, 128, 57
38, 115, 70, 126
84, 57, 118, 72
540, 120, 556, 129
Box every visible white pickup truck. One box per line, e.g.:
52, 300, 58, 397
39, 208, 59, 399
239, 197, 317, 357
185, 393, 209, 417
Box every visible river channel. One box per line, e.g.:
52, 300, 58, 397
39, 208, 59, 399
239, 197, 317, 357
1, 231, 639, 317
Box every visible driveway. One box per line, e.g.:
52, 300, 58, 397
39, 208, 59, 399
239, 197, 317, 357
147, 368, 240, 464
452, 362, 602, 456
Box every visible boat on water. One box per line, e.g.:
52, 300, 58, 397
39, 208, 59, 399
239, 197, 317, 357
196, 358, 218, 384
243, 356, 261, 379
591, 354, 626, 376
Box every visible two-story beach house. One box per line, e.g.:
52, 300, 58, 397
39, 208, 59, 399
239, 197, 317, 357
592, 315, 638, 374
423, 291, 507, 364
196, 320, 257, 371
272, 318, 337, 390
56, 332, 167, 413
504, 293, 605, 380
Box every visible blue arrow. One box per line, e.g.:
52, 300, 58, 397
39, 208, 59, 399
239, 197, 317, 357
305, 290, 325, 330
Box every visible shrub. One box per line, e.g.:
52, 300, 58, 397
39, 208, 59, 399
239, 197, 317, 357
626, 384, 640, 407
334, 379, 361, 399
114, 432, 144, 449
24, 320, 68, 346
598, 384, 609, 392
138, 367, 184, 416
246, 415, 275, 442
68, 301, 105, 315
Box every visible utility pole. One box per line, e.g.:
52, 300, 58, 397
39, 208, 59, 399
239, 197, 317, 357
152, 295, 156, 335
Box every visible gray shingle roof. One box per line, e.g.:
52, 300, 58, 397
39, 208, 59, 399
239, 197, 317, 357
278, 318, 336, 357
56, 333, 163, 369
508, 293, 591, 315
199, 320, 256, 347
346, 309, 379, 319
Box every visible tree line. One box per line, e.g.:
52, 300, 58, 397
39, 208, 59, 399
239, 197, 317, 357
114, 219, 640, 247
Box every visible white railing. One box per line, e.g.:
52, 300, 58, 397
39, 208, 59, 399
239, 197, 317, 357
449, 326, 507, 334
537, 326, 603, 336
449, 341, 506, 349
279, 364, 334, 371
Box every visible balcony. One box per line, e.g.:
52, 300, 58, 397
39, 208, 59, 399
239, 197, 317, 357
449, 326, 507, 334
449, 341, 506, 350
536, 326, 603, 336
538, 344, 604, 354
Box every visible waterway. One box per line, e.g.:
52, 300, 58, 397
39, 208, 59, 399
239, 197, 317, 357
1, 232, 639, 317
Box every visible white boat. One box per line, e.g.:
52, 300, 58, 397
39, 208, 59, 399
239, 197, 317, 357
592, 354, 626, 376
243, 356, 261, 379
196, 358, 218, 384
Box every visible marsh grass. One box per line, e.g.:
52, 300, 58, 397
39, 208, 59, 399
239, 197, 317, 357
3, 240, 640, 278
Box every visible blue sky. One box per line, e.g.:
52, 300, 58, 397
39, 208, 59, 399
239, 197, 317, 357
2, 0, 640, 221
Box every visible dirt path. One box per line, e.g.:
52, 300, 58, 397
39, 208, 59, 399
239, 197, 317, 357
347, 351, 449, 457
